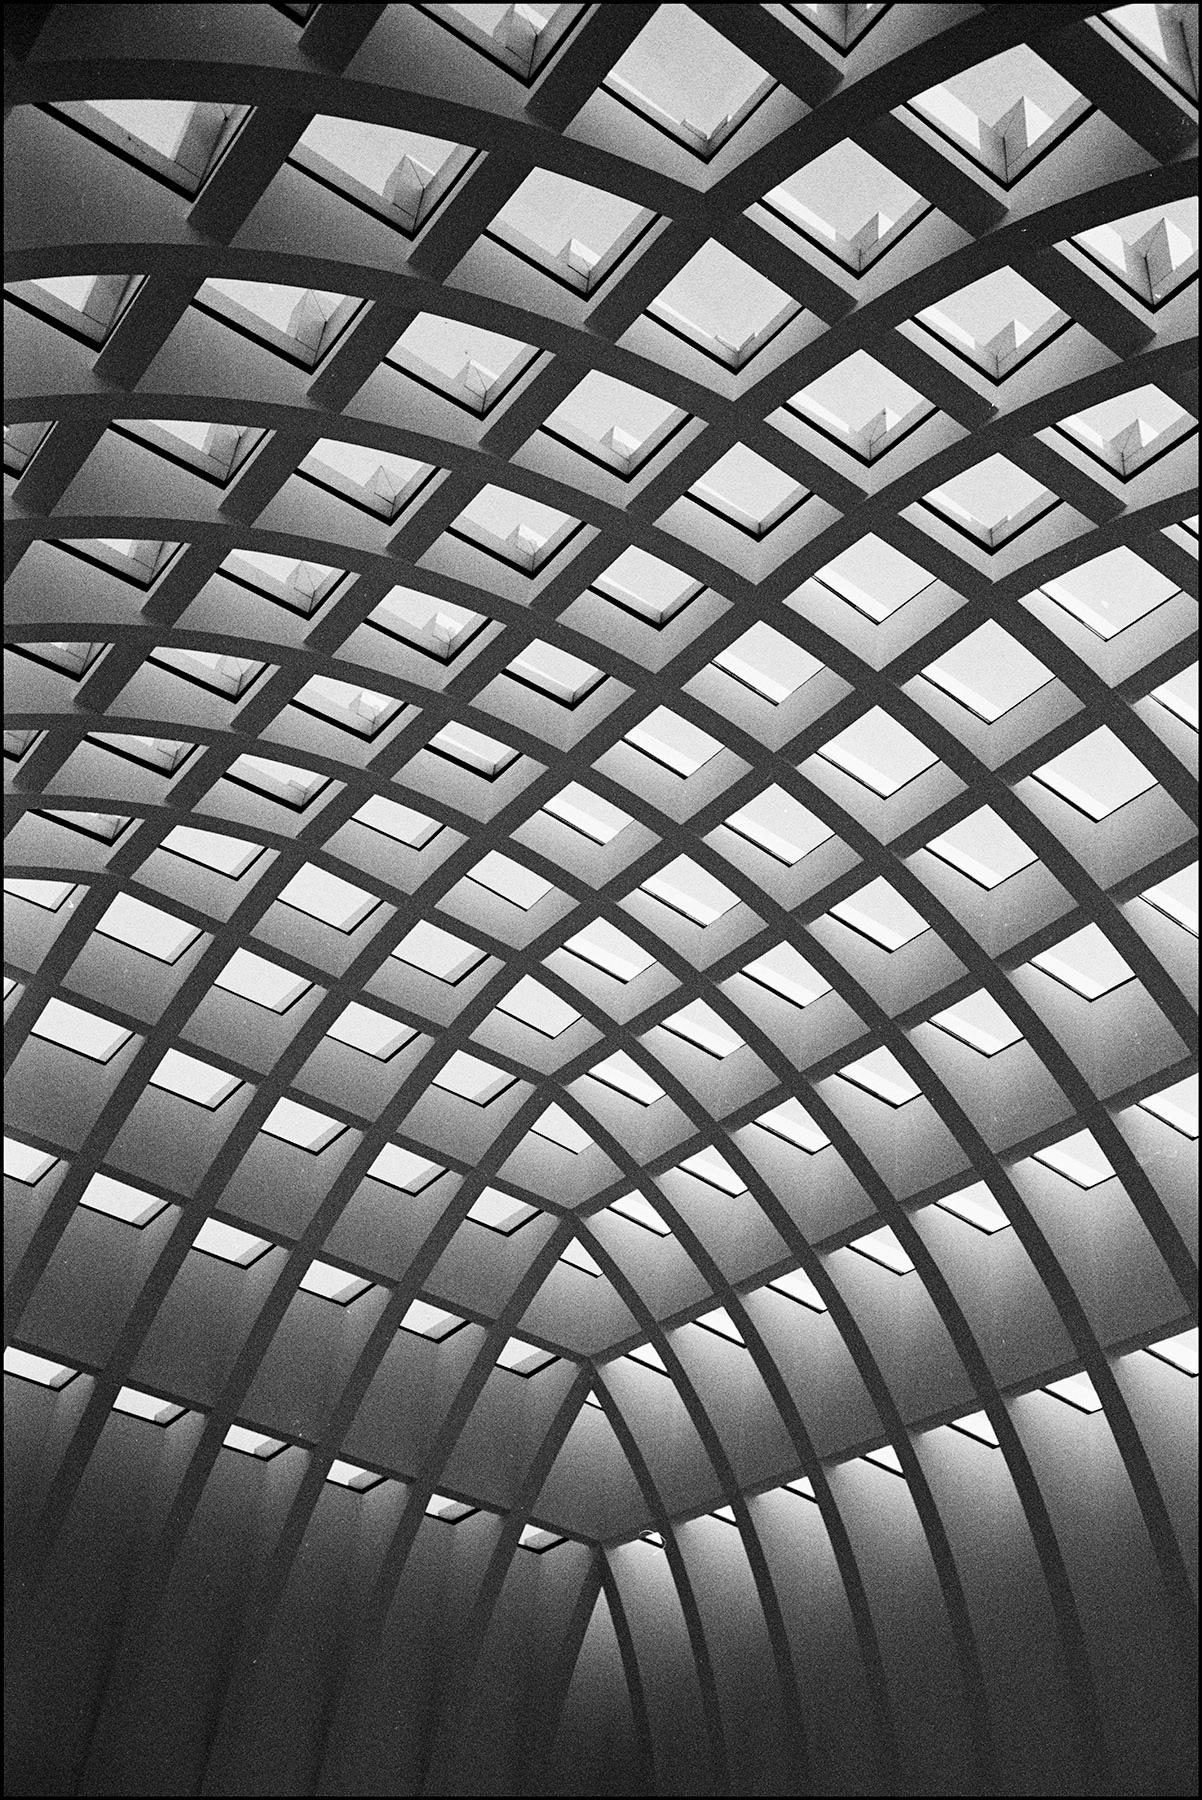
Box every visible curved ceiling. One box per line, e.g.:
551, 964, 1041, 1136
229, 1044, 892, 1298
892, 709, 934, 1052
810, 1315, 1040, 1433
4, 5, 1198, 1796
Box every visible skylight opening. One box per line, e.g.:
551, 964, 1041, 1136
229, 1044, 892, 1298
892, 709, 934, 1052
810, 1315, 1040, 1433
755, 1097, 831, 1154
450, 483, 580, 572
679, 1146, 747, 1195
148, 645, 266, 700
562, 917, 655, 984
369, 586, 487, 662
1140, 865, 1198, 935
694, 1306, 745, 1345
467, 1187, 539, 1234
542, 782, 632, 845
150, 1049, 242, 1110
591, 546, 702, 627
921, 455, 1058, 550
609, 1191, 672, 1236
79, 1172, 169, 1228
1070, 199, 1197, 308
1033, 1129, 1115, 1189
626, 1343, 669, 1374
925, 806, 1038, 890
327, 1459, 386, 1491
4, 878, 79, 912
519, 1523, 568, 1551
3, 1138, 59, 1186
559, 1238, 602, 1277
192, 1218, 273, 1267
496, 1336, 557, 1376
712, 623, 824, 704
31, 998, 132, 1065
298, 438, 438, 523
326, 1002, 417, 1061
922, 622, 1054, 722
387, 314, 537, 415
290, 674, 405, 740
94, 893, 201, 965
224, 754, 330, 812
588, 1050, 666, 1108
424, 1, 584, 83
914, 267, 1070, 380
530, 1102, 592, 1153
1097, 4, 1199, 101
1150, 664, 1199, 731
49, 99, 247, 195
660, 998, 743, 1059
1144, 1327, 1199, 1377
495, 976, 581, 1039
113, 1386, 187, 1427
603, 4, 774, 158
818, 707, 937, 797
432, 1050, 518, 1106
949, 1410, 1001, 1447
862, 1444, 905, 1475
4, 1346, 78, 1390
468, 850, 554, 910
1030, 924, 1135, 1000
352, 794, 443, 850
504, 638, 604, 707
837, 1047, 922, 1108
88, 731, 194, 774
369, 1145, 444, 1194
760, 139, 928, 274
1044, 1371, 1103, 1414
812, 533, 934, 622
426, 721, 519, 780
786, 351, 934, 462
220, 549, 345, 619
276, 864, 379, 933
487, 167, 656, 296
223, 1424, 287, 1460
291, 115, 475, 235
262, 1098, 347, 1153
196, 280, 362, 370
928, 990, 1023, 1056
1137, 1075, 1198, 1139
392, 920, 487, 984
741, 942, 831, 1009
35, 810, 131, 847
55, 538, 183, 592
3, 420, 52, 475
113, 418, 263, 486
214, 949, 311, 1014
625, 707, 723, 778
424, 1492, 477, 1523
829, 877, 928, 951
935, 1183, 1010, 1234
399, 1300, 462, 1343
1032, 728, 1156, 821
6, 275, 141, 345
1053, 386, 1195, 480
640, 856, 739, 927
647, 240, 800, 369
769, 1266, 828, 1311
541, 370, 687, 475
688, 443, 808, 537
300, 1259, 373, 1305
906, 48, 1088, 187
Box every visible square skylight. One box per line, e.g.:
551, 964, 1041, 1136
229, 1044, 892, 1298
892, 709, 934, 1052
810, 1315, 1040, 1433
908, 47, 1087, 187
923, 622, 1053, 721
819, 707, 937, 796
928, 990, 1023, 1056
1040, 545, 1180, 641
4, 1346, 77, 1390
400, 1299, 463, 1341
298, 438, 436, 522
591, 546, 701, 626
7, 274, 140, 344
370, 585, 487, 662
922, 455, 1057, 549
214, 949, 310, 1013
392, 920, 486, 984
4, 1139, 59, 1185
679, 1146, 746, 1194
388, 313, 536, 414
769, 1266, 828, 1311
496, 976, 580, 1038
221, 548, 344, 618
223, 1425, 287, 1459
1140, 865, 1197, 935
603, 3, 773, 157
530, 1102, 592, 1153
426, 721, 519, 779
1138, 1074, 1198, 1138
519, 1523, 567, 1551
626, 1343, 669, 1373
949, 1410, 1001, 1447
225, 754, 328, 811
542, 783, 632, 845
813, 532, 934, 621
161, 825, 263, 880
487, 167, 654, 294
90, 731, 193, 772
762, 139, 928, 273
1055, 385, 1194, 479
467, 1187, 538, 1234
925, 806, 1038, 889
94, 893, 200, 964
496, 1336, 557, 1376
609, 1191, 672, 1235
326, 1460, 385, 1491
197, 279, 360, 367
850, 1225, 915, 1274
353, 794, 442, 849
261, 1097, 346, 1152
505, 639, 604, 706
694, 1305, 745, 1344
542, 370, 685, 474
193, 1218, 273, 1266
661, 998, 743, 1058
936, 1183, 1011, 1234
1033, 1130, 1115, 1189
1150, 665, 1198, 731
451, 483, 578, 571
1071, 199, 1197, 307
291, 115, 472, 233
915, 266, 1069, 379
300, 1259, 373, 1304
787, 351, 933, 461
1145, 1327, 1199, 1377
689, 443, 807, 536
838, 1047, 922, 1107
563, 918, 656, 983
1033, 728, 1156, 820
830, 877, 928, 950
32, 998, 132, 1064
80, 1172, 168, 1228
755, 1097, 830, 1153
640, 856, 739, 926
424, 1492, 477, 1522
589, 1050, 665, 1107
277, 864, 379, 932
647, 239, 799, 368
113, 1386, 187, 1426
433, 1050, 517, 1106
53, 98, 246, 193
723, 786, 835, 864
1030, 924, 1135, 999
326, 1003, 416, 1060
741, 941, 831, 1008
469, 850, 553, 910
625, 707, 723, 777
712, 623, 823, 703
369, 1144, 444, 1194
1044, 1371, 1103, 1413
5, 878, 78, 911
291, 674, 404, 740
